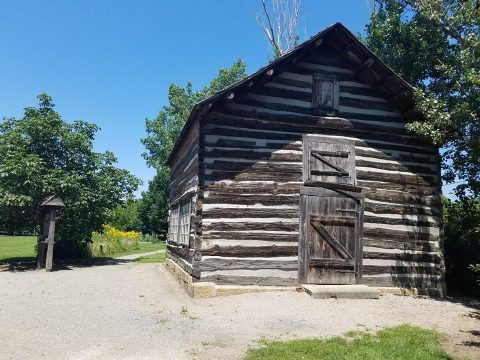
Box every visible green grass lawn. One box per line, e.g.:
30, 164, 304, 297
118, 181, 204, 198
0, 235, 36, 263
245, 325, 454, 360
0, 236, 165, 264
134, 251, 166, 263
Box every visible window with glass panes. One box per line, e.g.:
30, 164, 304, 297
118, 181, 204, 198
178, 200, 192, 245
168, 198, 192, 246
168, 206, 180, 243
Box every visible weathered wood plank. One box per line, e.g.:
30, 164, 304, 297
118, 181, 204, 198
204, 171, 300, 183
356, 159, 436, 176
203, 222, 299, 232
357, 170, 438, 187
363, 250, 441, 263
203, 148, 302, 162
365, 202, 440, 216
309, 258, 355, 268
204, 182, 300, 194
363, 189, 440, 206
200, 245, 298, 257
197, 258, 298, 271
363, 215, 438, 228
364, 227, 439, 242
200, 274, 297, 286
360, 275, 443, 289
362, 265, 443, 276
310, 215, 355, 226
358, 180, 438, 195
202, 208, 299, 219
203, 160, 302, 173
203, 193, 299, 205
356, 148, 437, 164
363, 237, 439, 251
202, 231, 298, 242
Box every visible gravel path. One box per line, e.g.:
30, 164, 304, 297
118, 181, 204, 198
1, 263, 478, 360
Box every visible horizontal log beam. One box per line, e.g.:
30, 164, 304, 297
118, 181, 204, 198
363, 251, 441, 263
362, 265, 442, 276
203, 222, 299, 232
202, 208, 299, 219
364, 227, 439, 242
203, 231, 298, 242
197, 258, 298, 271
200, 245, 298, 257
365, 202, 440, 216
360, 275, 443, 289
363, 237, 439, 251
200, 274, 297, 286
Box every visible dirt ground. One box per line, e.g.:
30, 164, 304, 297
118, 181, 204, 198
1, 262, 478, 360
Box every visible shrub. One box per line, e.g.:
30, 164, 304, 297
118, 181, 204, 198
443, 197, 480, 296
90, 225, 140, 256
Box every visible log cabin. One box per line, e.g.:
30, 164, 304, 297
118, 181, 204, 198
165, 22, 445, 297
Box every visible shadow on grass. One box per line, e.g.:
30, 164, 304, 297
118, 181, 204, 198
0, 257, 138, 272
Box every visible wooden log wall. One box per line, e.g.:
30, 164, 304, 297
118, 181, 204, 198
167, 122, 200, 276
194, 45, 444, 291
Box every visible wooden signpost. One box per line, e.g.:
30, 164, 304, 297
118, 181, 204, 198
37, 196, 64, 271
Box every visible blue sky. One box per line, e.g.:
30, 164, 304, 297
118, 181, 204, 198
2, 1, 405, 195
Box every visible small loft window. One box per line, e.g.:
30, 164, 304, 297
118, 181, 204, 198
312, 73, 339, 114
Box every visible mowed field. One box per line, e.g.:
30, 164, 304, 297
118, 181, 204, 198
0, 235, 165, 264
0, 235, 36, 263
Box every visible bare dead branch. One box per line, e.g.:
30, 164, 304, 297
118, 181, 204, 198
256, 0, 303, 58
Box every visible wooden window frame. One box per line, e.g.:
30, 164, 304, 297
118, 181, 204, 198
312, 73, 339, 115
168, 195, 193, 247
168, 205, 180, 244
178, 200, 192, 246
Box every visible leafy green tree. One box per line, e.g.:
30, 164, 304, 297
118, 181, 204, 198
442, 197, 480, 296
138, 171, 170, 236
110, 197, 143, 232
0, 94, 140, 258
363, 0, 480, 198
141, 60, 247, 234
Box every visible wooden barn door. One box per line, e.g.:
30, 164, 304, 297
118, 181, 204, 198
299, 136, 364, 285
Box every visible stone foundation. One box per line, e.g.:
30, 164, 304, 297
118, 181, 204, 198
165, 258, 295, 298
165, 257, 444, 298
